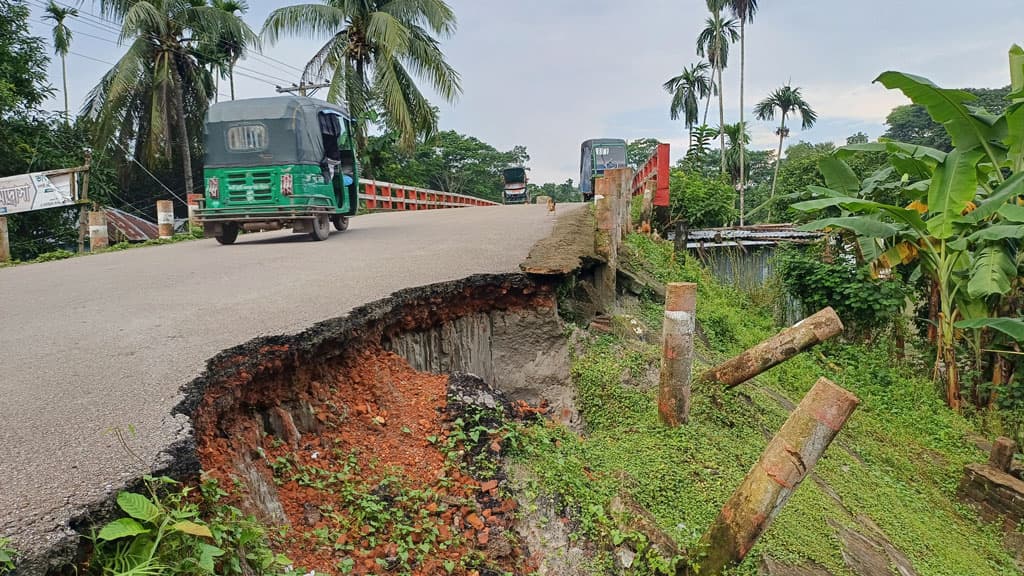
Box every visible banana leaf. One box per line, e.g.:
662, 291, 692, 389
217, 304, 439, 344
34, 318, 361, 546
875, 71, 997, 152
967, 244, 1016, 299
926, 148, 984, 238
955, 317, 1024, 342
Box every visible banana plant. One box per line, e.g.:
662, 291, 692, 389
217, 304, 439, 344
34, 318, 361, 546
791, 45, 1024, 410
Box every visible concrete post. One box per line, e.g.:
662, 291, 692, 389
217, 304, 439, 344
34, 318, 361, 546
659, 282, 697, 426
699, 307, 844, 388
594, 176, 617, 313
157, 200, 174, 239
0, 216, 10, 262
989, 437, 1018, 472
187, 194, 203, 227
88, 211, 108, 250
689, 378, 860, 575
642, 181, 654, 229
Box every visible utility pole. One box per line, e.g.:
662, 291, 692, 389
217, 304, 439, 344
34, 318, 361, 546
275, 83, 331, 97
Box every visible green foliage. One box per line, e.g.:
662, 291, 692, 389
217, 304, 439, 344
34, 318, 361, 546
774, 244, 911, 337
0, 537, 15, 574
668, 169, 737, 228
883, 87, 1012, 152
627, 138, 662, 169
262, 0, 461, 149
32, 249, 74, 262
794, 45, 1024, 409
528, 179, 580, 203
0, 0, 51, 116
88, 475, 295, 576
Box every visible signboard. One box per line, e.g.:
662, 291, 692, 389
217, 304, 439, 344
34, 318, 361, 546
0, 172, 76, 215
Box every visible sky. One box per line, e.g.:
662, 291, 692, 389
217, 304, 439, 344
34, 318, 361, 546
25, 0, 1024, 185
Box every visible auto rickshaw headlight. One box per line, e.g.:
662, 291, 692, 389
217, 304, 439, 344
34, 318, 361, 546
208, 177, 219, 199
281, 173, 293, 197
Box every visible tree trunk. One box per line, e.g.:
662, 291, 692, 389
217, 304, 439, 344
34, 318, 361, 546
230, 60, 236, 100
767, 115, 786, 223
172, 67, 195, 199
61, 53, 70, 126
718, 64, 726, 176
703, 90, 712, 127
738, 19, 746, 226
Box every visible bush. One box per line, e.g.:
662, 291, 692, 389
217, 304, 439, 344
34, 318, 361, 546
668, 169, 737, 229
775, 243, 910, 338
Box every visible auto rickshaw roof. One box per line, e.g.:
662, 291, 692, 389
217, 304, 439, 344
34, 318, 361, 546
206, 95, 349, 123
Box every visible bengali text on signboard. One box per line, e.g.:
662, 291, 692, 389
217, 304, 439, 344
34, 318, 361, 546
0, 172, 76, 215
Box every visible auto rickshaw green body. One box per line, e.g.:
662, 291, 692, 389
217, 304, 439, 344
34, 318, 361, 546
196, 95, 359, 243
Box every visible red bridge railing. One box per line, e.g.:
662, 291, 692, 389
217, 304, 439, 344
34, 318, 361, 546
630, 143, 670, 207
359, 179, 500, 210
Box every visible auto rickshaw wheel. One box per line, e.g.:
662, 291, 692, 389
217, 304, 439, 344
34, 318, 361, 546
309, 214, 330, 241
331, 215, 349, 231
215, 223, 239, 245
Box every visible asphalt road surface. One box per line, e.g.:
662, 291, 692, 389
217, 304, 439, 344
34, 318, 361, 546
0, 203, 580, 567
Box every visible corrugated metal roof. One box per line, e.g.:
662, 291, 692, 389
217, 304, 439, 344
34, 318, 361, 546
103, 207, 158, 241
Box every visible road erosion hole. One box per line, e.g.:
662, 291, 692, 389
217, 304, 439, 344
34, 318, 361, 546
177, 273, 576, 574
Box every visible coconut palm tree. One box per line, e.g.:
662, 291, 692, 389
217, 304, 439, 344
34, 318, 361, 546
209, 0, 253, 101
663, 61, 713, 142
726, 0, 757, 225
754, 84, 818, 222
715, 122, 750, 188
43, 1, 78, 125
85, 0, 257, 198
696, 4, 739, 175
262, 0, 462, 149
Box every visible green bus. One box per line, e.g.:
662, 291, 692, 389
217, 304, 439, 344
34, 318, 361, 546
196, 95, 359, 244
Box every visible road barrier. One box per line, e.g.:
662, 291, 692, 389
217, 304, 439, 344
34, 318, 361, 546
359, 179, 500, 210
630, 142, 670, 207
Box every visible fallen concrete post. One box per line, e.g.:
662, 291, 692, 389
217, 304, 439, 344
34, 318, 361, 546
659, 282, 697, 426
699, 307, 843, 388
686, 377, 860, 575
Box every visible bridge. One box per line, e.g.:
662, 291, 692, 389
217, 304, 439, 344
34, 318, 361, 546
0, 146, 672, 571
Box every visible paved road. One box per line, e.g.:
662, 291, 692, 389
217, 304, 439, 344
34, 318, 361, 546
0, 203, 579, 566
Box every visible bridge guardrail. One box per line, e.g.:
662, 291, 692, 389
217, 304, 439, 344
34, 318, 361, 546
359, 179, 500, 210
630, 142, 670, 208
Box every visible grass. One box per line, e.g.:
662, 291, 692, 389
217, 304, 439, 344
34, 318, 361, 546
514, 233, 1020, 575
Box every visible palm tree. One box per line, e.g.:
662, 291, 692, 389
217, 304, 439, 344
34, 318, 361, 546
696, 4, 739, 175
754, 85, 818, 222
715, 122, 750, 188
43, 1, 78, 125
85, 0, 257, 199
663, 61, 713, 142
208, 0, 253, 101
262, 0, 462, 150
726, 0, 757, 225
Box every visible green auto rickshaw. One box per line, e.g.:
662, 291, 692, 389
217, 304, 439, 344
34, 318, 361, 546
196, 95, 359, 244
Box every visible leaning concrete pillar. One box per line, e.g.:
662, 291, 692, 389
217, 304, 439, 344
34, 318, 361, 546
688, 378, 859, 575
88, 210, 108, 250
989, 437, 1017, 472
659, 282, 697, 426
700, 307, 843, 388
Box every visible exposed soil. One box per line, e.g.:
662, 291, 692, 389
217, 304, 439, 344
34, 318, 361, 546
197, 347, 535, 575
185, 275, 562, 575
